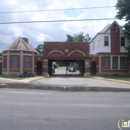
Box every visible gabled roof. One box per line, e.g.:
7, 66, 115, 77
3, 37, 39, 54
99, 24, 111, 33
100, 21, 123, 33
90, 21, 124, 43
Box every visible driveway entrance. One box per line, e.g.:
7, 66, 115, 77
43, 42, 89, 76
48, 60, 85, 76
91, 61, 96, 75
36, 61, 42, 75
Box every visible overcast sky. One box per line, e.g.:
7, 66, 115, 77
0, 0, 126, 52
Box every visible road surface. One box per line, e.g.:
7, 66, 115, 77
0, 88, 130, 130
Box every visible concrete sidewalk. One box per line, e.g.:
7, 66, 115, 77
0, 76, 130, 92
91, 76, 130, 85
0, 76, 44, 84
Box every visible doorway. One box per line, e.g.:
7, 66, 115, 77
36, 61, 42, 75
91, 61, 96, 75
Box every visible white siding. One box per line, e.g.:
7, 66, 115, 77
90, 35, 100, 54
89, 22, 129, 54
89, 33, 111, 54
98, 34, 111, 53
120, 38, 129, 53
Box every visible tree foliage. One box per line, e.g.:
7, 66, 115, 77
35, 44, 44, 54
66, 32, 91, 42
0, 53, 2, 56
116, 0, 130, 60
116, 0, 130, 21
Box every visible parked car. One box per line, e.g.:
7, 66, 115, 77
67, 66, 76, 72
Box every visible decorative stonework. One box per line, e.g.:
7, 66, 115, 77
65, 49, 69, 53
48, 50, 65, 57
68, 50, 86, 57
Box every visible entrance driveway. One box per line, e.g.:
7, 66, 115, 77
32, 76, 130, 89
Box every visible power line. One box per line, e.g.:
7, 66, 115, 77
0, 18, 118, 24
0, 6, 115, 14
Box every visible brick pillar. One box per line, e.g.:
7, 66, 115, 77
20, 51, 23, 73
85, 59, 90, 75
99, 56, 101, 73
32, 53, 34, 73
7, 51, 10, 75
110, 56, 113, 69
118, 56, 120, 70
43, 59, 48, 75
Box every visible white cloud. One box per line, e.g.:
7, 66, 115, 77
11, 25, 24, 37
4, 0, 18, 5
36, 33, 53, 42
0, 0, 127, 52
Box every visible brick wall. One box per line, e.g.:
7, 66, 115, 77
111, 23, 120, 54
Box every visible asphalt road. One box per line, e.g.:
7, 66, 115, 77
0, 88, 130, 130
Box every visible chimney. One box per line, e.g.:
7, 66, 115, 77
22, 38, 29, 44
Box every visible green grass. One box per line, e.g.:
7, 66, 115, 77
102, 75, 130, 81
0, 75, 28, 80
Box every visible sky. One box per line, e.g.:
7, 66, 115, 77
0, 0, 126, 52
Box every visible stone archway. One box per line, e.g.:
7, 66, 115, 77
36, 61, 42, 75
91, 61, 96, 75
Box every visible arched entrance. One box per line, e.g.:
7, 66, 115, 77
36, 61, 42, 75
91, 61, 96, 75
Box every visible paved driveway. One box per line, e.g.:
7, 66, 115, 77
53, 66, 80, 75
32, 76, 130, 88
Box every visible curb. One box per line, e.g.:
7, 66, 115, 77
28, 77, 45, 82
1, 83, 130, 92
91, 77, 130, 85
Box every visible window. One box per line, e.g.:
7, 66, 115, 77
112, 57, 118, 69
104, 36, 109, 46
3, 56, 7, 68
25, 56, 31, 68
12, 55, 18, 68
113, 28, 117, 32
104, 57, 110, 69
120, 57, 126, 69
121, 37, 125, 46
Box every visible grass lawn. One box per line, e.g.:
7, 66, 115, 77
0, 75, 29, 80
102, 75, 130, 81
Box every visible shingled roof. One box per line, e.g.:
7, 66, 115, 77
3, 37, 39, 54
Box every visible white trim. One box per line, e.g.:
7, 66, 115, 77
48, 50, 65, 57
68, 50, 86, 57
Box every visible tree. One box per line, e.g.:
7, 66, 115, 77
66, 32, 91, 42
35, 44, 44, 54
0, 53, 2, 56
116, 0, 130, 60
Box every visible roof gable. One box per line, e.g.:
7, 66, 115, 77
3, 37, 39, 54
90, 21, 124, 43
